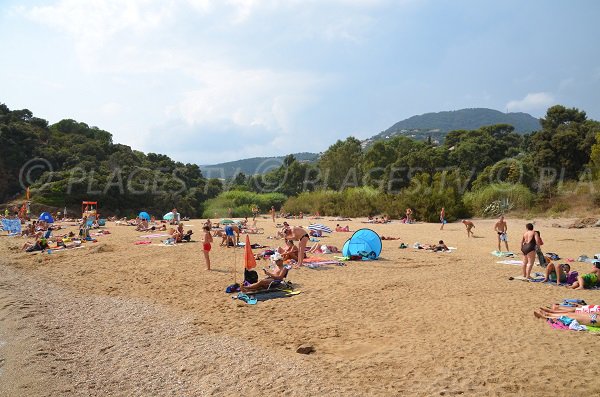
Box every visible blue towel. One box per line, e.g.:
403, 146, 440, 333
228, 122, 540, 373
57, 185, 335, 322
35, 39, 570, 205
1, 219, 22, 235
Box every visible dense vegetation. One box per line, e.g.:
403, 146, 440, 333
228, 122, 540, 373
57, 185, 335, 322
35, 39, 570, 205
2, 102, 599, 220
0, 104, 223, 217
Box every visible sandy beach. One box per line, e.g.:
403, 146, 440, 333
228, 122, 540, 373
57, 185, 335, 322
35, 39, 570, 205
2, 216, 600, 396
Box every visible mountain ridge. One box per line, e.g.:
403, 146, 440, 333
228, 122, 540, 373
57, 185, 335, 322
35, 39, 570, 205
364, 107, 541, 146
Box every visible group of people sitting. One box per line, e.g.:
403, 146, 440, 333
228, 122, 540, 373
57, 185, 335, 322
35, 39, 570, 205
541, 260, 600, 290
21, 230, 82, 252
164, 223, 193, 244
363, 216, 391, 224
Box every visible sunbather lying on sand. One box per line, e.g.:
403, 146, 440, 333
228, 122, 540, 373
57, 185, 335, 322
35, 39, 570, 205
414, 241, 449, 252
381, 236, 401, 240
540, 304, 600, 315
307, 243, 339, 254
534, 309, 600, 326
241, 253, 288, 293
335, 224, 350, 232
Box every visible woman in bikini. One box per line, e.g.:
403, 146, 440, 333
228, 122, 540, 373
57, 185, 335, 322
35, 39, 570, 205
520, 223, 542, 280
282, 225, 310, 268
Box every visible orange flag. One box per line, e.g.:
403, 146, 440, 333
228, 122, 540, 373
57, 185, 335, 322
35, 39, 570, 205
244, 234, 257, 270
26, 187, 30, 200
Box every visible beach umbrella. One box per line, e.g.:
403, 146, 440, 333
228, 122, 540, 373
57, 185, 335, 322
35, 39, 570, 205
308, 223, 332, 234
163, 212, 174, 220
138, 211, 150, 221
39, 212, 54, 224
221, 219, 235, 225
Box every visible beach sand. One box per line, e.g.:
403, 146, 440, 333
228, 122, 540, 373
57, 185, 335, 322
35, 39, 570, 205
1, 216, 600, 396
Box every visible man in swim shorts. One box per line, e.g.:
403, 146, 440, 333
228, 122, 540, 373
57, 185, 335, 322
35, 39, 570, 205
494, 215, 509, 252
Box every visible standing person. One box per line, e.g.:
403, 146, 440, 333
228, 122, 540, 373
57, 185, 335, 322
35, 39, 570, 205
440, 207, 446, 230
405, 208, 413, 224
201, 225, 213, 270
171, 208, 179, 225
462, 219, 475, 237
282, 224, 310, 268
252, 205, 259, 222
270, 206, 276, 223
521, 223, 542, 279
494, 215, 509, 253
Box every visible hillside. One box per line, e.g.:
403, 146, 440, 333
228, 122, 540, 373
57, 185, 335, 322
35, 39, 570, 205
200, 152, 319, 179
364, 108, 541, 146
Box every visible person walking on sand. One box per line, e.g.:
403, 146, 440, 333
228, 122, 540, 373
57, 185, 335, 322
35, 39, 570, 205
495, 215, 509, 253
270, 206, 276, 222
462, 219, 475, 237
440, 207, 446, 230
282, 224, 310, 268
201, 225, 213, 270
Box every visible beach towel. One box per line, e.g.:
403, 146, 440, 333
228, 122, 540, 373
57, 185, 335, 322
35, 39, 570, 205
295, 256, 344, 268
491, 251, 515, 257
253, 289, 301, 301
232, 293, 257, 305
134, 241, 152, 245
139, 233, 170, 238
496, 260, 523, 266
1, 219, 22, 235
508, 276, 544, 282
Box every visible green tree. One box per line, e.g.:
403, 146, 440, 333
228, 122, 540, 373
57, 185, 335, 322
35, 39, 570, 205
318, 137, 363, 190
530, 105, 600, 180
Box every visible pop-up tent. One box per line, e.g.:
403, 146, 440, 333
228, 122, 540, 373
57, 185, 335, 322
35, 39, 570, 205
139, 211, 151, 220
39, 212, 55, 224
342, 228, 382, 259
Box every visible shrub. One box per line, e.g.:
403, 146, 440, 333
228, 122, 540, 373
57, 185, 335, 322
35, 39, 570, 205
202, 190, 286, 218
463, 183, 534, 217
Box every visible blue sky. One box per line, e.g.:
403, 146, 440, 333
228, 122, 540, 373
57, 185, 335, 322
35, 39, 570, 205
1, 0, 599, 164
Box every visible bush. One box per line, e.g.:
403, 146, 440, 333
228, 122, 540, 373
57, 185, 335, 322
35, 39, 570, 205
202, 190, 286, 218
463, 183, 534, 217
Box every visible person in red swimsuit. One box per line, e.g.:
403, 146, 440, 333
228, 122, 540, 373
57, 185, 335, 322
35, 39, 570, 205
202, 225, 213, 270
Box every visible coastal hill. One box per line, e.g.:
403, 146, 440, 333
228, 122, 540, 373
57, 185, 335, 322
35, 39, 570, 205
201, 108, 541, 176
363, 108, 541, 146
200, 152, 319, 179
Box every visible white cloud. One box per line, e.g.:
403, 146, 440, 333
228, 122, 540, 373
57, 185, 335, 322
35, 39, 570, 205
169, 62, 322, 134
506, 92, 555, 113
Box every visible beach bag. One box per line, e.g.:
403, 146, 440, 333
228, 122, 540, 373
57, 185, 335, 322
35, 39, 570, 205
244, 269, 259, 284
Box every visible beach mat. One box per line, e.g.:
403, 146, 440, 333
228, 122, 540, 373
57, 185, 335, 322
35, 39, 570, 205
492, 251, 515, 257
509, 276, 544, 282
497, 260, 523, 265
253, 290, 301, 301
139, 233, 170, 238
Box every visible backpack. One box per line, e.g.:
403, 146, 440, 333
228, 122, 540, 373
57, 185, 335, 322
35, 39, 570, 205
244, 269, 259, 284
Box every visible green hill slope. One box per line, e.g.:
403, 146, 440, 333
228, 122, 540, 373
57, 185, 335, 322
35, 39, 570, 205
365, 108, 541, 146
200, 152, 319, 179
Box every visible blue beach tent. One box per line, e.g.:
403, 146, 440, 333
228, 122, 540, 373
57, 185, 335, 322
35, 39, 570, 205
139, 211, 151, 221
39, 212, 54, 224
342, 228, 382, 259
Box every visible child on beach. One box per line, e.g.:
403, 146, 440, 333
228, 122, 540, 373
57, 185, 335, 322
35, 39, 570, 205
202, 225, 213, 270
